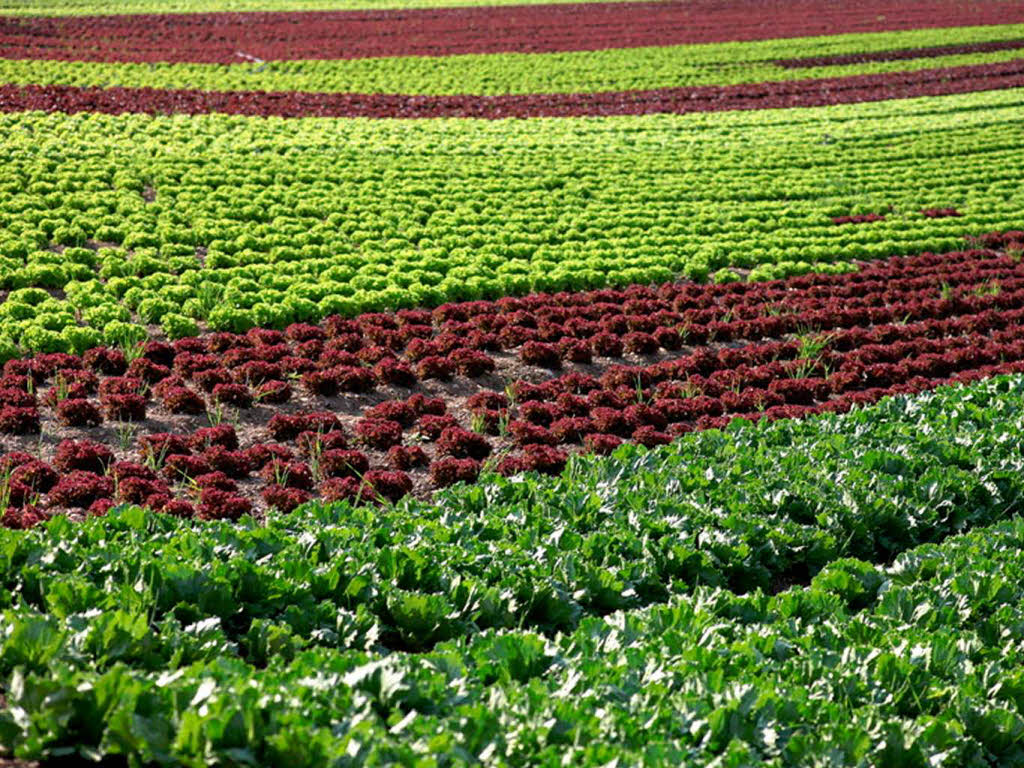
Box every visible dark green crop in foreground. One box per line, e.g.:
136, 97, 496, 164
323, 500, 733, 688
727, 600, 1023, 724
2, 376, 1024, 765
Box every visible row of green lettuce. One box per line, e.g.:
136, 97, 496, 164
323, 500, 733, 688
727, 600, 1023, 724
3, 375, 1024, 764
3, 24, 1024, 95
1, 88, 1022, 355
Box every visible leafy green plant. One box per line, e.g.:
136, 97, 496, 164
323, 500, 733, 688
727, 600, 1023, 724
113, 421, 138, 453
102, 320, 147, 355
791, 329, 835, 378
160, 312, 199, 340
469, 411, 489, 435
973, 279, 1001, 297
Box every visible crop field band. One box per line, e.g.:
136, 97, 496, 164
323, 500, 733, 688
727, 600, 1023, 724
6, 24, 1024, 96
1, 240, 1023, 522
4, 60, 1024, 119
2, 87, 1022, 357
5, 0, 1024, 63
6, 375, 1024, 763
6, 1, 1024, 765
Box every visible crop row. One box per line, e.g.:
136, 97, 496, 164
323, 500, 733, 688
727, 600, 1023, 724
4, 240, 1022, 375
3, 376, 1024, 764
6, 320, 1020, 523
2, 244, 1022, 522
5, 24, 1024, 96
1, 90, 1023, 353
775, 35, 1024, 68
1, 0, 624, 14
6, 57, 1024, 121
4, 0, 1021, 63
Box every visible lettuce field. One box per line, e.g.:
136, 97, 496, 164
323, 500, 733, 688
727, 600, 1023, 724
2, 0, 1024, 764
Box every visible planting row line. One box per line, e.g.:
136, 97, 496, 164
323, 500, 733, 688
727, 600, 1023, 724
8, 241, 1020, 353
3, 0, 621, 12
6, 328, 1022, 525
4, 0, 1022, 63
4, 58, 1024, 120
6, 242, 1024, 375
6, 283, 1024, 430
2, 91, 1023, 353
3, 229, 1020, 359
6, 25, 1024, 97
0, 0, 624, 14
775, 35, 1024, 68
3, 247, 1023, 522
3, 243, 1020, 372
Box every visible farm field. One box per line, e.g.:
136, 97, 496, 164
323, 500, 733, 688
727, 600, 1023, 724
2, 0, 1024, 764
